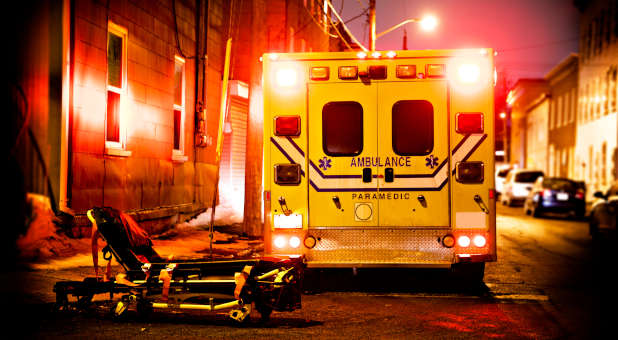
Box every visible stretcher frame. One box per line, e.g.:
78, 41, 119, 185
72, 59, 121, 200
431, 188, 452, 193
54, 207, 304, 323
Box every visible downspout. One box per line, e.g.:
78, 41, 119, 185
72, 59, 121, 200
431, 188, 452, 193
60, 0, 74, 211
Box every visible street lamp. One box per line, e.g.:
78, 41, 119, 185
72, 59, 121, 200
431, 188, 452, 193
371, 14, 439, 50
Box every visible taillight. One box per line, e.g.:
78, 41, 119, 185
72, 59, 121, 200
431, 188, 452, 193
456, 161, 484, 183
456, 112, 484, 133
472, 235, 486, 247
289, 236, 301, 248
274, 236, 286, 249
274, 164, 301, 185
542, 189, 552, 198
457, 235, 471, 247
275, 116, 301, 136
575, 189, 585, 200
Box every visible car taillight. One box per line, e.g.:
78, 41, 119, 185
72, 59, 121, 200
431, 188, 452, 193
575, 189, 585, 200
456, 161, 484, 183
456, 112, 484, 134
542, 189, 552, 198
275, 116, 301, 136
274, 164, 301, 185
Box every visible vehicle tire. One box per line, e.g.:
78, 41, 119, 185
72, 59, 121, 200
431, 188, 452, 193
532, 205, 542, 218
255, 303, 273, 323
589, 221, 600, 239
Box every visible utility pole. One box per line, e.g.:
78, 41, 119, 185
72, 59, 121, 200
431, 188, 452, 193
369, 0, 376, 50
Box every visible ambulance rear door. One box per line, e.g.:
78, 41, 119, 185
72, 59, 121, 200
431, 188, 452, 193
376, 81, 450, 227
307, 82, 379, 227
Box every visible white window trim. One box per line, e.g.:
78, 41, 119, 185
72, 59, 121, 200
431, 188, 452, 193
172, 55, 187, 162
105, 21, 131, 156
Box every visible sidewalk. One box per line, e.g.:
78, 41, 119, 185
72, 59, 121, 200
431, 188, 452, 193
10, 197, 264, 305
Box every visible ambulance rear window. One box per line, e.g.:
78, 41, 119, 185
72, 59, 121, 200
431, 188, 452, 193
322, 101, 363, 156
392, 100, 434, 156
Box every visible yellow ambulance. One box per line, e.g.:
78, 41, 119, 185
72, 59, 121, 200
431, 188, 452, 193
262, 49, 496, 280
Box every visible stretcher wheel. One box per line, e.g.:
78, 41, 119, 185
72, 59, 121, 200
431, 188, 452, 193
255, 304, 272, 323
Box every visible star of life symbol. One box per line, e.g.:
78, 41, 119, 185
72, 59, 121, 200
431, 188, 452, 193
319, 157, 332, 171
425, 155, 439, 169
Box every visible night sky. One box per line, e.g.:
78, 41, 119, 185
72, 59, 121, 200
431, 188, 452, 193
331, 0, 580, 83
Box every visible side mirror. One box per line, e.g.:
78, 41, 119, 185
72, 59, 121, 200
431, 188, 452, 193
593, 191, 605, 199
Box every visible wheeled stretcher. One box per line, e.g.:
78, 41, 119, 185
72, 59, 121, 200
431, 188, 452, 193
54, 207, 304, 323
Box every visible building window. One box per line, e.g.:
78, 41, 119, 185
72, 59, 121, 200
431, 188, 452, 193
106, 22, 129, 155
173, 55, 186, 160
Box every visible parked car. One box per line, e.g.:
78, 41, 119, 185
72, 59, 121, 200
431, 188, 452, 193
589, 181, 618, 238
501, 169, 544, 206
495, 166, 512, 198
523, 177, 586, 218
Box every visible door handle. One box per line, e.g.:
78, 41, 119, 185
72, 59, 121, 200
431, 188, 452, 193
362, 168, 372, 183
385, 168, 394, 182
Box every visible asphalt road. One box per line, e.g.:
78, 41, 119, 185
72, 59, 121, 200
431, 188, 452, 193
5, 204, 615, 339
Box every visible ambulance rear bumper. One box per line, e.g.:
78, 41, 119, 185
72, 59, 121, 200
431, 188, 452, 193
303, 227, 458, 267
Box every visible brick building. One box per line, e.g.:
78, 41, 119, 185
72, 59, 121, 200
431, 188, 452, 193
506, 79, 549, 170
7, 0, 334, 236
574, 0, 618, 196
546, 53, 578, 179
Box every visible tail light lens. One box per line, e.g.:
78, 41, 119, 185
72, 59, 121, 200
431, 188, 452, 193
457, 235, 471, 247
275, 164, 301, 185
456, 112, 484, 134
289, 236, 301, 248
274, 236, 287, 249
542, 189, 552, 198
275, 116, 301, 136
456, 161, 484, 183
472, 235, 486, 247
575, 189, 585, 200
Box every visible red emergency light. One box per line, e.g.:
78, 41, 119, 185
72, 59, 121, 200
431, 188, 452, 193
275, 116, 301, 136
456, 112, 484, 134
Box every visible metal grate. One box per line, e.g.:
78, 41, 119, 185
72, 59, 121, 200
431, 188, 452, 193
306, 228, 454, 265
